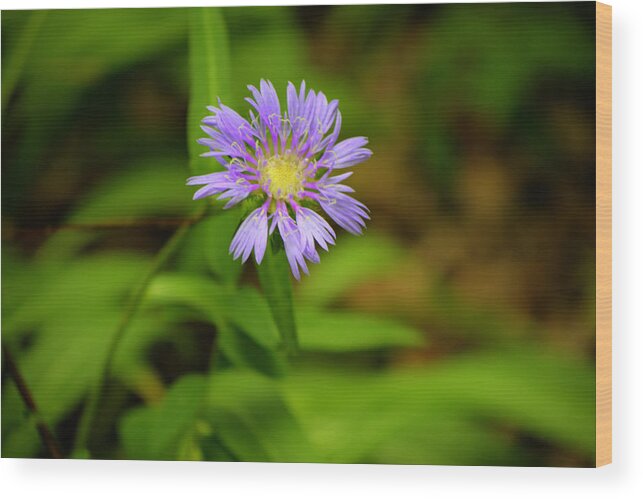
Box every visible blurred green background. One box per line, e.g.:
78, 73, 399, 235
2, 3, 596, 466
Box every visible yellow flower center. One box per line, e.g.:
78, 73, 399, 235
261, 154, 306, 199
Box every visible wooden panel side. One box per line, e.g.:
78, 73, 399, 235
595, 1, 612, 468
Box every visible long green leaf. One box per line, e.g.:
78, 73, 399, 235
188, 7, 230, 174
296, 308, 425, 352
186, 8, 242, 285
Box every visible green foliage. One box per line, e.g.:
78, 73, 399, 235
70, 158, 193, 224
121, 375, 209, 461
297, 308, 425, 352
298, 234, 405, 307
116, 346, 594, 465
416, 3, 595, 189
256, 242, 299, 355
205, 370, 319, 462
2, 4, 596, 466
225, 7, 307, 104
280, 346, 595, 464
178, 210, 243, 284
1, 10, 48, 110
2, 253, 164, 456
2, 8, 188, 210
188, 7, 231, 175
287, 349, 593, 464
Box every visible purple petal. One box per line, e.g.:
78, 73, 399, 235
217, 183, 255, 209
303, 244, 320, 264
276, 205, 309, 280
229, 207, 268, 264
286, 81, 303, 124
200, 102, 257, 158
186, 171, 229, 186
189, 81, 372, 260
322, 136, 372, 169
317, 187, 370, 235
318, 110, 342, 152
246, 79, 282, 142
296, 207, 336, 252
285, 81, 340, 158
323, 171, 354, 185
187, 169, 257, 207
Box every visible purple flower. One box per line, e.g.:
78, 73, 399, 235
187, 80, 372, 279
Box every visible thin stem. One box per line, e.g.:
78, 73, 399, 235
2, 10, 48, 112
2, 343, 63, 459
72, 204, 208, 457
256, 239, 299, 356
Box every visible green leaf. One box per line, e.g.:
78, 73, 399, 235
146, 273, 280, 348
203, 211, 244, 283
188, 7, 230, 175
70, 157, 193, 224
297, 233, 405, 308
223, 285, 285, 377
179, 210, 243, 284
430, 346, 596, 455
121, 370, 319, 463
146, 272, 229, 322
1, 248, 38, 319
146, 273, 284, 377
226, 287, 280, 350
297, 308, 425, 352
206, 370, 320, 462
217, 324, 286, 379
120, 375, 208, 460
2, 253, 166, 457
185, 6, 242, 294
256, 242, 298, 355
282, 346, 595, 464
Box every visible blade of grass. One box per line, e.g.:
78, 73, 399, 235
188, 7, 231, 174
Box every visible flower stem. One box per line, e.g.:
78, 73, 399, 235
2, 343, 63, 459
256, 239, 299, 356
72, 204, 207, 457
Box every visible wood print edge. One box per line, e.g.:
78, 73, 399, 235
595, 0, 612, 468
